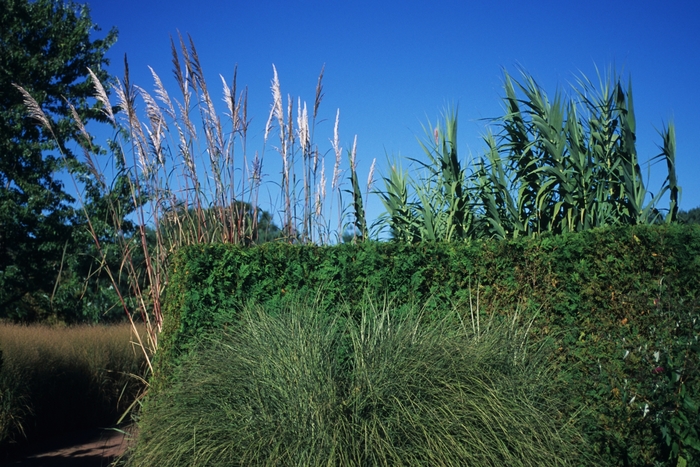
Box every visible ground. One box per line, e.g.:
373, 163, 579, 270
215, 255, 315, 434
0, 427, 131, 467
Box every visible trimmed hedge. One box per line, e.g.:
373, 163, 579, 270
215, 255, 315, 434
153, 224, 700, 466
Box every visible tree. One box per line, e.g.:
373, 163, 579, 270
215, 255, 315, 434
0, 0, 117, 320
678, 207, 700, 225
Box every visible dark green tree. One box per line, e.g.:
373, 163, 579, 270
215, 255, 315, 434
678, 206, 700, 225
0, 0, 117, 321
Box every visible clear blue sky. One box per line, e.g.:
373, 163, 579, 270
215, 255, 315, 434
87, 0, 700, 228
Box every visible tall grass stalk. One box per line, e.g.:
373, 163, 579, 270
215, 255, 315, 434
14, 34, 366, 386
125, 297, 595, 466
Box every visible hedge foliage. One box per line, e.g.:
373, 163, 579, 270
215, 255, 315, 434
155, 224, 700, 466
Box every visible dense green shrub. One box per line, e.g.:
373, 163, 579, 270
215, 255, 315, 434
129, 300, 595, 466
151, 224, 700, 466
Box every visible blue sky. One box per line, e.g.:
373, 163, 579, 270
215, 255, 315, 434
87, 0, 700, 229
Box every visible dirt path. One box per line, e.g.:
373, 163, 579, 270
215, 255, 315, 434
0, 427, 132, 467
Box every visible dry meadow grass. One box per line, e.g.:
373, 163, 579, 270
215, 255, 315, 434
0, 323, 147, 447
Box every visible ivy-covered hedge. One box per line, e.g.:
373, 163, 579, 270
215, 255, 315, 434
155, 224, 700, 466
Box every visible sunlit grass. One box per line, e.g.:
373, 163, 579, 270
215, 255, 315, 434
0, 322, 148, 446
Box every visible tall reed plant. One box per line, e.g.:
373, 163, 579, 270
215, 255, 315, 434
379, 68, 679, 241
378, 107, 475, 242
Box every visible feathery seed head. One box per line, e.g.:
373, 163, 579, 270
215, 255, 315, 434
351, 135, 358, 170
331, 109, 342, 190
132, 85, 167, 167
176, 125, 196, 177
13, 84, 51, 131
314, 158, 324, 217
297, 98, 309, 153
264, 64, 284, 143
367, 158, 377, 192
113, 77, 139, 129
319, 158, 327, 200
176, 99, 197, 140
64, 98, 102, 186
143, 123, 165, 167
250, 151, 262, 186
150, 66, 176, 119
332, 109, 340, 156
87, 68, 115, 124
113, 79, 128, 115
221, 74, 235, 120
313, 64, 325, 119
286, 94, 293, 146
137, 86, 165, 132
65, 98, 90, 145
317, 158, 327, 217
315, 190, 322, 218
134, 128, 149, 177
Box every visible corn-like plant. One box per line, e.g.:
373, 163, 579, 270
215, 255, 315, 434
478, 68, 678, 239
379, 108, 475, 242
379, 68, 680, 242
377, 160, 417, 242
416, 107, 473, 240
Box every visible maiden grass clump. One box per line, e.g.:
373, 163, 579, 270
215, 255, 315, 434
127, 299, 596, 466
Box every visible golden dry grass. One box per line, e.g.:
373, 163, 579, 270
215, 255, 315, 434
0, 322, 147, 446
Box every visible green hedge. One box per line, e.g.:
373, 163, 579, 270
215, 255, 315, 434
154, 224, 700, 466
